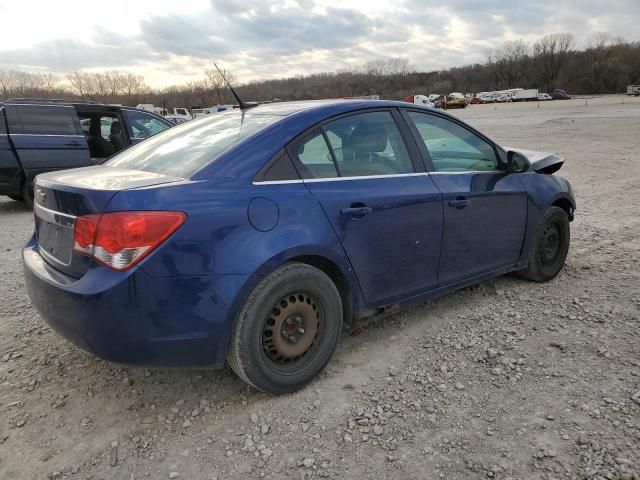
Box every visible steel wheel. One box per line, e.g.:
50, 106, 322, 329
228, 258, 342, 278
262, 292, 322, 366
538, 222, 562, 267
226, 263, 343, 394
518, 206, 570, 282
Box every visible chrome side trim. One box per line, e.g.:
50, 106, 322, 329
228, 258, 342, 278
304, 172, 429, 183
429, 170, 504, 175
251, 170, 505, 185
252, 179, 304, 185
10, 133, 85, 138
252, 172, 430, 185
34, 202, 76, 228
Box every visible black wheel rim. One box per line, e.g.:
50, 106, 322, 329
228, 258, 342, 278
261, 291, 323, 368
539, 221, 562, 267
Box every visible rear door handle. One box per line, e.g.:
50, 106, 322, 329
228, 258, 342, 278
65, 141, 81, 147
340, 206, 373, 216
448, 197, 471, 209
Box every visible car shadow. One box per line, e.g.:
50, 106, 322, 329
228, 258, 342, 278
0, 198, 31, 215
27, 269, 548, 450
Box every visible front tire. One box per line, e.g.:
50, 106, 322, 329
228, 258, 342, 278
227, 263, 343, 394
518, 206, 570, 282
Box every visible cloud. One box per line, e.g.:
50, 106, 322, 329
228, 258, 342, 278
139, 2, 375, 59
0, 0, 638, 86
0, 37, 158, 70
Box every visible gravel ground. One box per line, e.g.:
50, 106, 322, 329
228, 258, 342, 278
1, 97, 639, 480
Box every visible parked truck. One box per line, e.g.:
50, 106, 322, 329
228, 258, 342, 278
404, 94, 435, 107
512, 89, 539, 101
627, 85, 640, 96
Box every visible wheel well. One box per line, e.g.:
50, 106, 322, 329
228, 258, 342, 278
552, 198, 574, 220
290, 255, 353, 325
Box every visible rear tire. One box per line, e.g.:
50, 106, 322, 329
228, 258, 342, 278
227, 263, 343, 394
7, 194, 23, 201
21, 180, 34, 209
518, 206, 570, 282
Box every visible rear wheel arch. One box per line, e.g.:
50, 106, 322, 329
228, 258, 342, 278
222, 251, 360, 358
288, 255, 354, 326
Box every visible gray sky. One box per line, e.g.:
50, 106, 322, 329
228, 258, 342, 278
0, 0, 638, 87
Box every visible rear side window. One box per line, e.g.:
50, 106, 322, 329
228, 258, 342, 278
292, 131, 338, 179
324, 111, 414, 177
254, 150, 300, 182
0, 108, 6, 134
290, 111, 414, 180
9, 105, 78, 135
107, 111, 281, 178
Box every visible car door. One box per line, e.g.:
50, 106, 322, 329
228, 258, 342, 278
0, 106, 23, 196
289, 109, 443, 307
121, 109, 172, 146
5, 104, 91, 187
403, 109, 527, 284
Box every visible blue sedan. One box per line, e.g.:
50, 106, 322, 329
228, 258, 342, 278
23, 100, 575, 394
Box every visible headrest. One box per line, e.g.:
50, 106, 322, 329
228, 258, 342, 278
348, 120, 388, 155
110, 121, 121, 135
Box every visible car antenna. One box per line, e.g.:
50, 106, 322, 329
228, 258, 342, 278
213, 63, 257, 110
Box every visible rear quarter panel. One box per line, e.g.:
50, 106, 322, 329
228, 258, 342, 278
105, 178, 365, 320
105, 180, 347, 272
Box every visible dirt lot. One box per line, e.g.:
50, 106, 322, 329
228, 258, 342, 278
1, 97, 639, 480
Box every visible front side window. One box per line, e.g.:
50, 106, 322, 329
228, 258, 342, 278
107, 111, 281, 178
407, 111, 500, 172
291, 111, 414, 180
124, 110, 171, 139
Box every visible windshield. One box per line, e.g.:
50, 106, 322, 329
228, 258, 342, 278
107, 111, 280, 177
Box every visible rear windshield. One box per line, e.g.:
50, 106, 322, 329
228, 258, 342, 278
106, 111, 281, 177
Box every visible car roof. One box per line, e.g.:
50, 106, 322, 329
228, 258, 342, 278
246, 99, 410, 117
2, 98, 161, 113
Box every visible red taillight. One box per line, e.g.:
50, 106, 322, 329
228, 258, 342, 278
73, 211, 186, 271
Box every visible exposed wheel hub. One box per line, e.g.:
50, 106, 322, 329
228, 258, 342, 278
262, 293, 321, 364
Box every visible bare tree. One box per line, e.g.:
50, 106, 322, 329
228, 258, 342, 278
387, 57, 413, 77
67, 71, 92, 99
204, 66, 236, 105
0, 70, 19, 99
533, 33, 575, 89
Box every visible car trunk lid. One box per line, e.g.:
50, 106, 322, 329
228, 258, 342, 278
34, 166, 183, 277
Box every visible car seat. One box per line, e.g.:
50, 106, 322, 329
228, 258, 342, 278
109, 121, 127, 152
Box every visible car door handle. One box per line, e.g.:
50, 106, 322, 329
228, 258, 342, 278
64, 141, 81, 147
340, 206, 373, 216
448, 197, 471, 209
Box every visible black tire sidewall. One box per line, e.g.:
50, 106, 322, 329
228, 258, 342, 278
232, 264, 342, 394
530, 207, 570, 281
21, 180, 34, 209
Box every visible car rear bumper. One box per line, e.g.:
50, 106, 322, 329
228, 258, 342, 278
23, 241, 248, 367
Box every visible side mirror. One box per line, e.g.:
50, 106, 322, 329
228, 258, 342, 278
507, 150, 530, 173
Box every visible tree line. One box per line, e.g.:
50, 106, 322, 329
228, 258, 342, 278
1, 32, 639, 109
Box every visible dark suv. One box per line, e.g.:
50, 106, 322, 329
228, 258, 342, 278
0, 99, 173, 206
